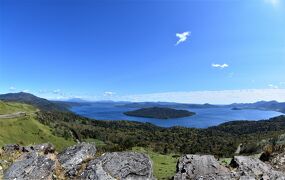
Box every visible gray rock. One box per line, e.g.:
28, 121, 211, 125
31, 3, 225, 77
174, 154, 232, 180
80, 152, 154, 180
2, 144, 20, 153
2, 143, 55, 154
57, 142, 96, 177
3, 152, 55, 180
31, 143, 55, 154
267, 152, 285, 172
231, 156, 285, 179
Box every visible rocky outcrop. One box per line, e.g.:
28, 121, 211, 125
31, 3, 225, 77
57, 142, 97, 177
80, 152, 154, 180
3, 142, 285, 180
2, 143, 154, 180
174, 155, 232, 180
3, 152, 55, 180
174, 154, 285, 180
263, 152, 285, 172
231, 156, 285, 179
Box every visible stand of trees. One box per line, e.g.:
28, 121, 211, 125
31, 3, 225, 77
37, 111, 285, 157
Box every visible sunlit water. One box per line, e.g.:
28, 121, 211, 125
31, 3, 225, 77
70, 104, 284, 128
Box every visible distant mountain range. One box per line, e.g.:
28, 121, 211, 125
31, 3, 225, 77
116, 102, 219, 109
60, 97, 285, 113
1, 92, 285, 113
115, 101, 285, 113
227, 101, 285, 113
0, 92, 69, 112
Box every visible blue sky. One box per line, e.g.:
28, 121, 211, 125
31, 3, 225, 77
0, 0, 285, 103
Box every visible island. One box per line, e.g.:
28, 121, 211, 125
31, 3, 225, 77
231, 107, 242, 110
123, 107, 195, 119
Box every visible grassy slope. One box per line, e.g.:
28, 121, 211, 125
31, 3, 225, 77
132, 147, 179, 180
0, 101, 35, 115
0, 101, 75, 151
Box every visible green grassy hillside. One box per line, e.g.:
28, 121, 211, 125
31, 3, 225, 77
0, 100, 36, 115
0, 101, 75, 151
132, 147, 178, 180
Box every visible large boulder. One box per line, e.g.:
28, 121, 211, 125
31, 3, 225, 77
230, 156, 285, 179
174, 154, 285, 180
80, 152, 154, 180
173, 154, 232, 180
57, 142, 96, 177
3, 152, 55, 180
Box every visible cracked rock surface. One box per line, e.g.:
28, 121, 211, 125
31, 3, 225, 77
174, 154, 285, 180
57, 142, 97, 177
3, 152, 55, 180
174, 154, 232, 180
80, 152, 154, 180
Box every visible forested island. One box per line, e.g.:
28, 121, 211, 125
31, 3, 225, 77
123, 107, 195, 119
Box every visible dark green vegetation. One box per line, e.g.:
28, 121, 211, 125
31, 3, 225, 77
36, 110, 285, 157
124, 107, 195, 119
0, 92, 69, 112
231, 107, 242, 110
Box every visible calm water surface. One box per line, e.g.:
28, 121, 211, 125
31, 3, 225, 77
70, 104, 284, 128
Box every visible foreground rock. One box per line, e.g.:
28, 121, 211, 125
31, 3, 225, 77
231, 156, 285, 179
2, 142, 154, 180
3, 152, 55, 180
174, 154, 285, 180
266, 152, 285, 172
80, 152, 154, 180
174, 155, 232, 180
5, 142, 285, 180
57, 142, 97, 177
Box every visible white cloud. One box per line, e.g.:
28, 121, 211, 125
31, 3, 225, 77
212, 63, 229, 69
36, 89, 285, 104
38, 90, 48, 94
9, 86, 16, 91
268, 84, 279, 89
175, 31, 191, 45
23, 89, 30, 93
112, 89, 285, 104
53, 89, 61, 94
265, 0, 281, 7
104, 91, 116, 97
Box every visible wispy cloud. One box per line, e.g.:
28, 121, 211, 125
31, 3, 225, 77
212, 63, 229, 69
268, 84, 279, 89
264, 0, 281, 7
115, 89, 285, 104
53, 89, 61, 94
104, 91, 116, 97
9, 86, 16, 92
175, 31, 191, 45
